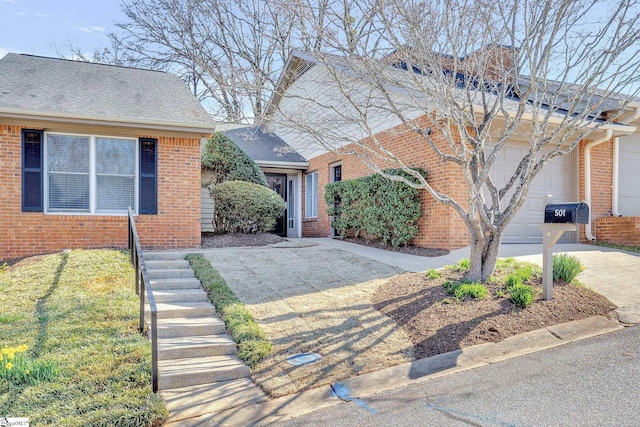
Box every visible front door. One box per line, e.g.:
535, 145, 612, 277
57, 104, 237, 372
265, 173, 287, 236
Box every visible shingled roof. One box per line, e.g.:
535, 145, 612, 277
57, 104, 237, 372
0, 53, 213, 132
223, 126, 308, 168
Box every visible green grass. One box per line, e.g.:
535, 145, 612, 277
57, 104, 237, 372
443, 281, 488, 302
553, 253, 583, 283
594, 240, 640, 254
186, 254, 272, 368
0, 249, 167, 426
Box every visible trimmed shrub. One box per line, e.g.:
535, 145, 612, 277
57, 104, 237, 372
211, 180, 285, 233
553, 253, 583, 282
325, 168, 426, 247
202, 132, 267, 187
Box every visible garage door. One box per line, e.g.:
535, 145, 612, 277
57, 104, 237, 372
619, 135, 640, 216
488, 141, 576, 243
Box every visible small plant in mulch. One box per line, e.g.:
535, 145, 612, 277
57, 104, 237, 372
425, 268, 440, 279
186, 253, 273, 368
553, 253, 584, 283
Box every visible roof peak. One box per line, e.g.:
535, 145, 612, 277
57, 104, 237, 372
6, 52, 167, 74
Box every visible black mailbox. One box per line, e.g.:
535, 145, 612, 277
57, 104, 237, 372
544, 202, 589, 224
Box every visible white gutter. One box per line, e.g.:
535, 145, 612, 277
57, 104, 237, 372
0, 108, 214, 135
612, 105, 640, 216
584, 129, 613, 240
257, 160, 310, 169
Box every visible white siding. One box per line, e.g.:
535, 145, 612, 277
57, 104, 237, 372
201, 186, 214, 232
619, 134, 640, 216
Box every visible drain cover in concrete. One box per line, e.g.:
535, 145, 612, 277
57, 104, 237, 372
286, 353, 322, 366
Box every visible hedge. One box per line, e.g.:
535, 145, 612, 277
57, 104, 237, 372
325, 168, 426, 247
211, 180, 285, 233
202, 132, 267, 187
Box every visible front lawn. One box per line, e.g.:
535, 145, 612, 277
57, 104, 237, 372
0, 249, 166, 426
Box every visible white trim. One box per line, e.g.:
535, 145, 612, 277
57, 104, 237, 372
1, 108, 214, 134
305, 171, 319, 218
256, 160, 309, 169
44, 131, 138, 216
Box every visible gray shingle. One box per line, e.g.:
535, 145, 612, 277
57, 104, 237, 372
223, 126, 308, 164
0, 53, 212, 127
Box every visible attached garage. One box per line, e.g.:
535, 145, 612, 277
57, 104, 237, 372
618, 134, 640, 216
489, 141, 577, 243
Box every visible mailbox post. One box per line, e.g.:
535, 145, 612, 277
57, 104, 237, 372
541, 196, 589, 300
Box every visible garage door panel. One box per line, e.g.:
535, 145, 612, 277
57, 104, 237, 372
619, 135, 640, 216
486, 141, 575, 243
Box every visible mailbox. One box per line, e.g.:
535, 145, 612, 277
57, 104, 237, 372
544, 202, 589, 224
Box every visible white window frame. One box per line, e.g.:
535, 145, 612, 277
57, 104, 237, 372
43, 132, 138, 215
305, 171, 318, 218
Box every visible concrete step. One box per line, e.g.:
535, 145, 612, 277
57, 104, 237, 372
145, 259, 191, 270
147, 289, 208, 304
145, 252, 187, 261
158, 335, 237, 360
150, 278, 202, 290
158, 355, 251, 390
160, 379, 267, 422
148, 268, 195, 280
147, 302, 215, 319
154, 317, 227, 338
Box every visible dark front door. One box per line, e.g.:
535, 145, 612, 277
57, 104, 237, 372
265, 173, 287, 236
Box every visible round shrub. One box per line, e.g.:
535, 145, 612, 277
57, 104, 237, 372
211, 180, 284, 233
202, 132, 267, 187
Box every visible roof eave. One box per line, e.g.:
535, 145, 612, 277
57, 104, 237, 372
256, 160, 309, 170
0, 108, 215, 134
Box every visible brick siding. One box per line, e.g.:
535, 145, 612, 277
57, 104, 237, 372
0, 124, 201, 261
594, 216, 640, 246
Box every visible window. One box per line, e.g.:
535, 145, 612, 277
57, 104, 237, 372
305, 172, 318, 218
22, 130, 157, 215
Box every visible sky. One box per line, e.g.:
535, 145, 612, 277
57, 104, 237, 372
0, 0, 126, 59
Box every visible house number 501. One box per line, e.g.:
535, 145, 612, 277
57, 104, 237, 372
555, 209, 566, 217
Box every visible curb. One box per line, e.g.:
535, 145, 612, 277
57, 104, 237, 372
164, 315, 625, 426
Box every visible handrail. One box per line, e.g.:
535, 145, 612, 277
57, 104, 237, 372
128, 207, 159, 393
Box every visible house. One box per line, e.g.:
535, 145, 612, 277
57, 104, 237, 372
200, 126, 309, 237
0, 53, 213, 261
266, 50, 640, 249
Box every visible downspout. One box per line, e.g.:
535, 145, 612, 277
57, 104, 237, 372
584, 129, 612, 240
612, 106, 640, 216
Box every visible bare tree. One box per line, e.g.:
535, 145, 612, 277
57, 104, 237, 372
267, 0, 640, 281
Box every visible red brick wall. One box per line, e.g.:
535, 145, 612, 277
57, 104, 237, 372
0, 124, 201, 261
577, 139, 614, 242
595, 216, 640, 246
301, 118, 470, 250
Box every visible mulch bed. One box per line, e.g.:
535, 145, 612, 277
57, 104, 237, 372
371, 269, 616, 359
343, 237, 449, 257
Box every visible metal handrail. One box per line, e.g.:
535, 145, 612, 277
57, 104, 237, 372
128, 207, 159, 393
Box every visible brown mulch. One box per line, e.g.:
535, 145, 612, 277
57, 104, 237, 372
343, 237, 449, 257
201, 232, 287, 248
371, 268, 617, 359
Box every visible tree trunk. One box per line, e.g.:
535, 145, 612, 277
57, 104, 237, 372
466, 229, 504, 282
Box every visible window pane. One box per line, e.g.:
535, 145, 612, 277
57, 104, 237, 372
48, 135, 89, 173
305, 173, 318, 218
97, 176, 135, 211
48, 173, 89, 210
96, 138, 134, 175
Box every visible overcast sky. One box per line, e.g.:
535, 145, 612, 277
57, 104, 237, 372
0, 0, 125, 59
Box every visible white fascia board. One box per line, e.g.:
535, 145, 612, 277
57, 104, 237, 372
0, 108, 214, 134
256, 160, 310, 169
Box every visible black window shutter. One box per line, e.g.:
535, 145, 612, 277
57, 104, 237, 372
139, 138, 158, 214
22, 129, 44, 212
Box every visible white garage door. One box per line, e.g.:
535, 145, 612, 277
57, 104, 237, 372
619, 134, 640, 216
488, 141, 576, 243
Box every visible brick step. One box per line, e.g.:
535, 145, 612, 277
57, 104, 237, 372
147, 268, 195, 280
158, 335, 237, 360
145, 259, 191, 270
160, 379, 267, 423
153, 317, 227, 338
158, 355, 250, 390
149, 278, 202, 290
147, 288, 208, 304
146, 302, 215, 319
